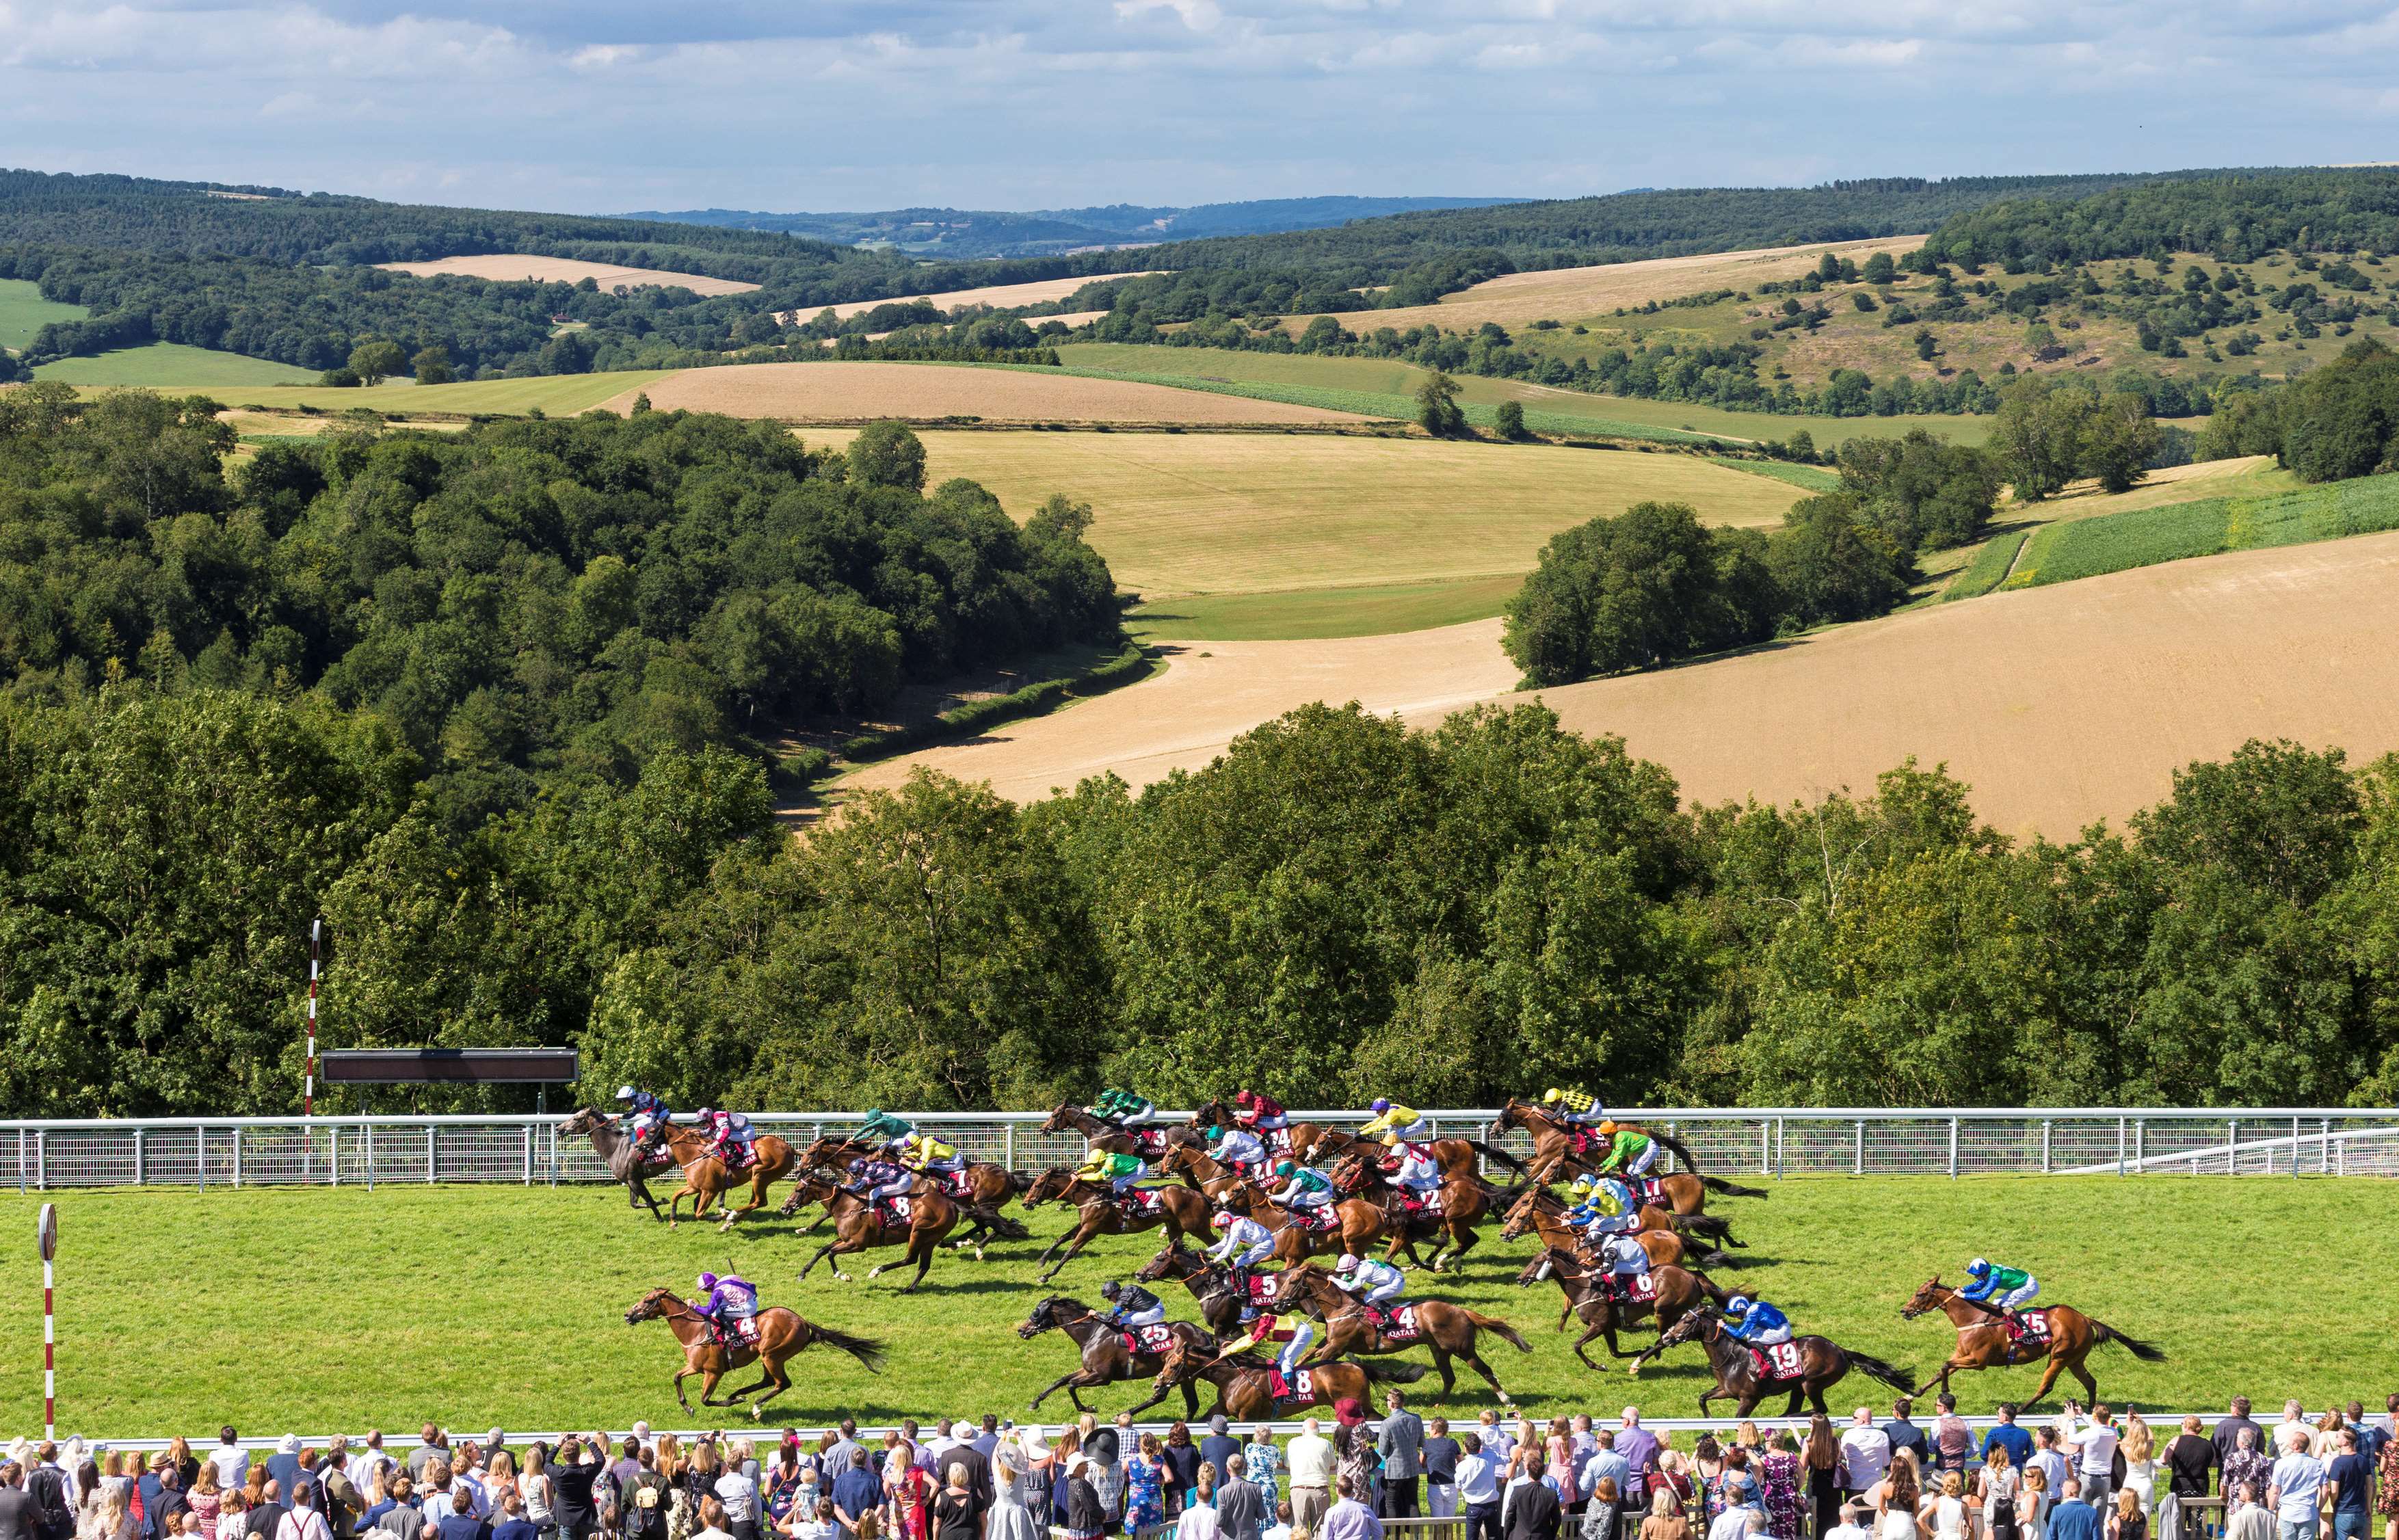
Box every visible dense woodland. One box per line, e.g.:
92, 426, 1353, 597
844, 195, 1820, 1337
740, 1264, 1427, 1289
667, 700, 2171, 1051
0, 392, 1118, 827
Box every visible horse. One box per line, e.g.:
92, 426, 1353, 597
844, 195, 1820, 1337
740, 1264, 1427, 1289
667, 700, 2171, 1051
1149, 1333, 1427, 1422
1310, 1127, 1531, 1189
653, 1121, 803, 1231
1632, 1306, 1915, 1417
1899, 1276, 2165, 1410
782, 1173, 961, 1291
1017, 1295, 1216, 1417
1499, 1186, 1735, 1271
1157, 1153, 1379, 1266
1039, 1104, 1201, 1163
1020, 1167, 1216, 1282
1513, 1246, 1725, 1369
561, 1106, 680, 1221
1493, 1101, 1766, 1213
1266, 1260, 1532, 1404
795, 1134, 1033, 1218
624, 1287, 886, 1419
1327, 1152, 1498, 1272
1189, 1100, 1330, 1165
1135, 1243, 1271, 1338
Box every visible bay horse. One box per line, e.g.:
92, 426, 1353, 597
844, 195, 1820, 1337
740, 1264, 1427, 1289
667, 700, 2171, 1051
1150, 1333, 1427, 1422
1900, 1276, 2165, 1409
784, 1173, 960, 1291
1266, 1259, 1532, 1404
1017, 1295, 1215, 1417
654, 1121, 802, 1231
624, 1286, 886, 1418
561, 1106, 678, 1221
1513, 1245, 1726, 1368
795, 1134, 1033, 1214
1633, 1305, 1914, 1416
1500, 1186, 1734, 1272
1310, 1126, 1531, 1188
1040, 1104, 1202, 1162
1327, 1152, 1497, 1272
1150, 1152, 1367, 1264
1135, 1243, 1272, 1338
1494, 1101, 1766, 1210
1020, 1167, 1215, 1281
1189, 1100, 1329, 1165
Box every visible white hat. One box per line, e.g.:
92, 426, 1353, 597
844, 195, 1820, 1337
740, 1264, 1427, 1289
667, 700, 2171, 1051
1064, 1453, 1089, 1475
1019, 1427, 1050, 1458
280, 1435, 302, 1455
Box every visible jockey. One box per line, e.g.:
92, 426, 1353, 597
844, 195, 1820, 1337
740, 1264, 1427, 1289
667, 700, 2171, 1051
1269, 1160, 1336, 1217
1332, 1253, 1406, 1313
1093, 1088, 1158, 1130
856, 1108, 915, 1149
1541, 1087, 1608, 1127
1231, 1090, 1290, 1134
1075, 1148, 1149, 1199
615, 1086, 672, 1156
1565, 1174, 1639, 1240
1381, 1133, 1442, 1204
695, 1269, 759, 1342
1360, 1099, 1431, 1143
1593, 1121, 1659, 1180
696, 1107, 757, 1167
1598, 1232, 1652, 1290
1098, 1279, 1167, 1330
1723, 1295, 1794, 1348
843, 1156, 914, 1206
1215, 1311, 1317, 1379
895, 1132, 965, 1180
1207, 1208, 1278, 1297
1207, 1124, 1268, 1176
1959, 1258, 2039, 1323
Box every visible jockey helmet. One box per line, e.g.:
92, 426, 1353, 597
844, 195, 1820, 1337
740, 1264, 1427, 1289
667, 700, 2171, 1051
1967, 1257, 1991, 1278
616, 1085, 636, 1100
695, 1106, 714, 1120
1598, 1120, 1619, 1134
1725, 1296, 1752, 1317
1569, 1174, 1595, 1194
1207, 1126, 1225, 1141
1275, 1161, 1295, 1178
1335, 1254, 1360, 1273
1370, 1099, 1392, 1115
847, 1158, 869, 1174
864, 1108, 884, 1121
698, 1271, 718, 1291
1100, 1280, 1123, 1301
1543, 1088, 1563, 1104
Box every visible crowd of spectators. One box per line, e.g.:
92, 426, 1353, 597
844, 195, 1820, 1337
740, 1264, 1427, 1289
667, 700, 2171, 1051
0, 1393, 2387, 1540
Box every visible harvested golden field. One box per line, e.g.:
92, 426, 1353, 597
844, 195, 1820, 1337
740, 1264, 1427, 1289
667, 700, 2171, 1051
798, 273, 1165, 323
604, 362, 1365, 425
376, 254, 759, 295
807, 427, 1802, 602
843, 618, 1518, 802
1502, 530, 2399, 838
1282, 237, 1924, 334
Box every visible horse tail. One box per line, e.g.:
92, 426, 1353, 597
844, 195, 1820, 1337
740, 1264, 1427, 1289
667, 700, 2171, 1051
1846, 1350, 1918, 1394
807, 1322, 890, 1375
966, 1202, 1032, 1241
1649, 1130, 1706, 1174
1359, 1359, 1431, 1385
1465, 1312, 1533, 1354
1688, 1269, 1734, 1305
2093, 1321, 2168, 1362
1696, 1249, 1742, 1270
1702, 1176, 1770, 1199
1466, 1141, 1530, 1180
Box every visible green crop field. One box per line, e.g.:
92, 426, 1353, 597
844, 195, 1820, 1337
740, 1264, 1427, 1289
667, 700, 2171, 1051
0, 278, 86, 354
51, 371, 674, 416
0, 1177, 2384, 1435
1127, 574, 1526, 641
2002, 473, 2399, 591
31, 343, 313, 387
1940, 531, 2030, 601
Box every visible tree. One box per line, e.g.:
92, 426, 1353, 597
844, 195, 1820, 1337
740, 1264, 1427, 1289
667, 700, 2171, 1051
1494, 399, 1527, 440
1503, 502, 1751, 685
1862, 251, 1897, 285
1768, 496, 1912, 625
410, 345, 453, 384
2080, 391, 2162, 494
347, 338, 406, 386
847, 420, 927, 492
1989, 375, 2093, 501
1416, 369, 1467, 437
1297, 315, 1345, 354
1835, 429, 2002, 552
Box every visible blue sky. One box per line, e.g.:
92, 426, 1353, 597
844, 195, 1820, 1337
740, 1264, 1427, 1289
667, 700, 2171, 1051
3, 0, 2396, 214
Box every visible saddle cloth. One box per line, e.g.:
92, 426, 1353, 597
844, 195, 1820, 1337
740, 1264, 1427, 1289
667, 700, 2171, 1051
1632, 1176, 1668, 1207
1132, 1130, 1171, 1159
1368, 1303, 1421, 1343
1607, 1271, 1659, 1303
941, 1168, 978, 1198
1749, 1341, 1805, 1380
713, 1316, 763, 1349
1120, 1323, 1179, 1356
1119, 1187, 1164, 1217
875, 1195, 914, 1224
2006, 1310, 2052, 1346
1265, 1367, 1316, 1403
719, 1143, 756, 1171
1294, 1205, 1339, 1233
1242, 1273, 1278, 1306
1566, 1127, 1595, 1156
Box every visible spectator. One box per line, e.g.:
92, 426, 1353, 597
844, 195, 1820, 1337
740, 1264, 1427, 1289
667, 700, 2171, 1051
2378, 1419, 2399, 1540
1085, 1427, 1124, 1530
1379, 1394, 1425, 1522
1986, 1412, 2035, 1475
1824, 1504, 1870, 1540
1504, 1463, 1561, 1540
1479, 1419, 1517, 1476
2105, 1492, 2145, 1540
2164, 1420, 2214, 1506
928, 1470, 974, 1540
2224, 1485, 2274, 1540
1457, 1437, 1501, 1540
1868, 1451, 1918, 1540
1580, 1438, 1628, 1528
715, 1451, 760, 1540
208, 1494, 243, 1540
688, 1496, 732, 1540
1242, 1431, 1280, 1519
1424, 1423, 1462, 1522
2048, 1483, 2099, 1540
1579, 1482, 1619, 1540
1883, 1407, 1927, 1472
1616, 1416, 1658, 1513
1323, 1477, 1381, 1540
1288, 1423, 1335, 1539
2117, 1418, 2157, 1519
1126, 1435, 1168, 1536
2269, 1434, 2324, 1540
1704, 1495, 1749, 1540
1202, 1424, 1242, 1493
1982, 1450, 2021, 1540
30, 1446, 75, 1540
280, 1486, 335, 1540
2226, 1431, 2274, 1516
1922, 1473, 1967, 1540
1636, 1489, 1688, 1540
407, 1440, 443, 1490
1842, 1414, 1894, 1506
2279, 1408, 2317, 1461
488, 1496, 532, 1540
2328, 1432, 2372, 1540
1933, 1402, 1973, 1483
1804, 1422, 1842, 1540
150, 1468, 191, 1540
210, 1448, 246, 1501
2218, 1408, 2267, 1476
1057, 1457, 1104, 1540
2351, 1405, 2387, 1478
2067, 1411, 2120, 1515
1164, 1426, 1202, 1519
317, 1455, 361, 1540
1218, 1459, 1265, 1540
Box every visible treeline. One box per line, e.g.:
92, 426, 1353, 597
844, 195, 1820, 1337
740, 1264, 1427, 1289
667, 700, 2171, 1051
1918, 168, 2399, 270
0, 393, 1117, 826
5, 691, 2394, 1117
2198, 336, 2399, 478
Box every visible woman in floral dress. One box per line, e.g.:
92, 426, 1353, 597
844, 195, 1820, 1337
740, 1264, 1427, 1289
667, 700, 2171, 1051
1759, 1432, 1803, 1540
1125, 1434, 1168, 1536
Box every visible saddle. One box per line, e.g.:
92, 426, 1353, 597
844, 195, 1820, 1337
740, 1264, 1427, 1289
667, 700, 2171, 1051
1264, 1366, 1316, 1403
1630, 1176, 1668, 1207
1295, 1204, 1339, 1234
1748, 1341, 1806, 1381
1565, 1126, 1595, 1156
717, 1143, 756, 1172
1366, 1303, 1421, 1343
1119, 1323, 1179, 1357
2004, 1310, 2052, 1347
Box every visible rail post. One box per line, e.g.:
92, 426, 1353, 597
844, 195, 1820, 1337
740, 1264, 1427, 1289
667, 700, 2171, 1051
1775, 1117, 1786, 1180
427, 1125, 436, 1185
2116, 1117, 2125, 1177
1947, 1117, 1957, 1178
232, 1126, 242, 1189
197, 1126, 207, 1193
2133, 1117, 2144, 1170
2227, 1118, 2238, 1174
2041, 1119, 2052, 1175
134, 1128, 144, 1187
2293, 1116, 2302, 1178
1760, 1121, 1771, 1177
1005, 1121, 1016, 1171
366, 1125, 376, 1193
1854, 1119, 1864, 1177
330, 1127, 340, 1187
36, 1130, 45, 1191
16, 1129, 23, 1194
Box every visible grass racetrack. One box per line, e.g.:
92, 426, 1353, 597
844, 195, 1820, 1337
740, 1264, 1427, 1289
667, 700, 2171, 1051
1, 1176, 2387, 1435
33, 343, 313, 387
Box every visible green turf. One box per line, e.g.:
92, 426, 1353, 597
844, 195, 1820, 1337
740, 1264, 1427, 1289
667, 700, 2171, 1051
1941, 531, 2030, 601
1128, 574, 1525, 641
32, 343, 313, 387
2002, 474, 2399, 592
1704, 457, 1840, 494
0, 278, 86, 354
64, 371, 670, 418
0, 1176, 2385, 1435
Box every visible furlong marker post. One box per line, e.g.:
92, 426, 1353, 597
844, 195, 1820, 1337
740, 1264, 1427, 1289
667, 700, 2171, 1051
304, 918, 321, 1176
37, 1202, 56, 1439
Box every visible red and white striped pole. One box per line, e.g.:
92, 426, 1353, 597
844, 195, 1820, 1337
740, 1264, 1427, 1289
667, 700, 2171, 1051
304, 918, 321, 1117
37, 1203, 56, 1440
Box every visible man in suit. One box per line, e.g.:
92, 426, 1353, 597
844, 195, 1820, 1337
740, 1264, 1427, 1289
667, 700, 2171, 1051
1216, 1456, 1268, 1540
1500, 1466, 1560, 1540
1202, 1418, 1244, 1489
1377, 1390, 1426, 1520
0, 1463, 39, 1540
248, 1480, 290, 1540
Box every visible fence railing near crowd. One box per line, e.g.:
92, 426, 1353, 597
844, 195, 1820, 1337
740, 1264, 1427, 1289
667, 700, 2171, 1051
5, 1107, 2398, 1190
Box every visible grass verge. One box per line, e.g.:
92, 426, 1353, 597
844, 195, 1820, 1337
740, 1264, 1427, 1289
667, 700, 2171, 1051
1942, 531, 2030, 602
838, 641, 1158, 764
1127, 574, 1524, 641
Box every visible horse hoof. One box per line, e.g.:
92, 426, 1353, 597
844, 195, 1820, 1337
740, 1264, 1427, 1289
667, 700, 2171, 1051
975, 1249, 988, 1263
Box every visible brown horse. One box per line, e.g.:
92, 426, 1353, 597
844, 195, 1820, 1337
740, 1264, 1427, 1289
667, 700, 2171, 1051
1900, 1277, 2164, 1409
1513, 1246, 1726, 1368
1040, 1104, 1202, 1162
1189, 1100, 1331, 1165
653, 1121, 803, 1230
1150, 1334, 1427, 1422
1017, 1295, 1215, 1417
1493, 1102, 1766, 1214
624, 1287, 886, 1418
561, 1106, 680, 1221
1308, 1127, 1530, 1188
784, 1173, 960, 1291
1135, 1243, 1275, 1337
795, 1134, 1033, 1213
1328, 1152, 1497, 1272
1157, 1154, 1379, 1266
1021, 1167, 1215, 1281
1499, 1186, 1734, 1271
1267, 1260, 1533, 1404
1633, 1306, 1915, 1417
